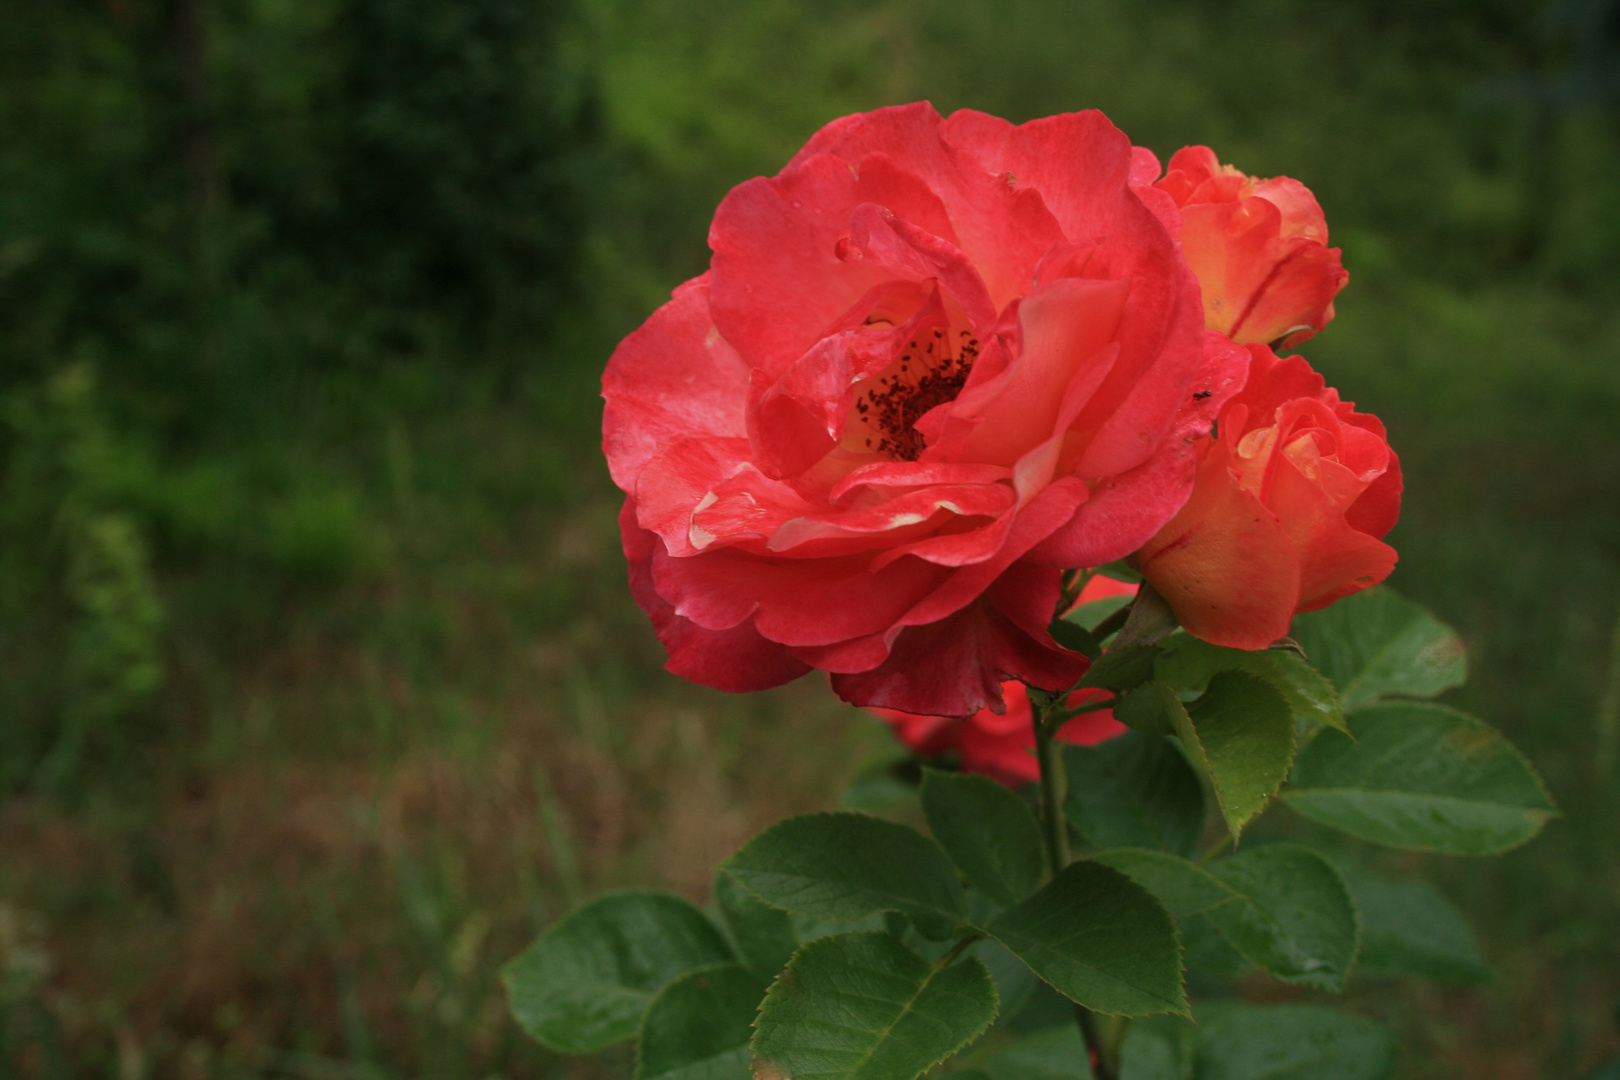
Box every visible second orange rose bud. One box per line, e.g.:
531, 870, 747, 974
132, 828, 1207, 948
1139, 344, 1402, 651
1145, 146, 1349, 350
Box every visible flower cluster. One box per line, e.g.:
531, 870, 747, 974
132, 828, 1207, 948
604, 102, 1398, 730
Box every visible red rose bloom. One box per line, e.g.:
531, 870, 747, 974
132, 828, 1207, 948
1142, 146, 1348, 350
870, 680, 1126, 788
1137, 345, 1401, 650
606, 103, 1247, 716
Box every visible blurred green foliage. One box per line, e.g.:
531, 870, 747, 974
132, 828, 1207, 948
0, 0, 1617, 1076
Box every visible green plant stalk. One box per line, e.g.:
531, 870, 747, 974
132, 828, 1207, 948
1032, 688, 1119, 1080
1039, 695, 1116, 739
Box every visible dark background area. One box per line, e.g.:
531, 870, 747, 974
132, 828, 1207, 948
1, 0, 1617, 1076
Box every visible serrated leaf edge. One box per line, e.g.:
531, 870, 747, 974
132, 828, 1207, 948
919, 767, 1045, 907
1168, 674, 1299, 845
633, 961, 764, 1080
719, 810, 971, 926
501, 888, 737, 1053
749, 931, 1001, 1080
980, 863, 1191, 1019
1205, 843, 1363, 993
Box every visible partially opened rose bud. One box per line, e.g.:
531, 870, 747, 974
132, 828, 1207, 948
1138, 344, 1401, 650
1148, 146, 1348, 350
870, 679, 1125, 788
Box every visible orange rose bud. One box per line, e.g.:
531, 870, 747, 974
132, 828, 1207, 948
1153, 146, 1348, 350
1138, 345, 1401, 650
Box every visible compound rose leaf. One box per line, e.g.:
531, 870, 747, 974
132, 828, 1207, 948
1282, 702, 1556, 855
751, 932, 998, 1080
1171, 670, 1295, 841
920, 768, 1045, 908
635, 963, 766, 1080
503, 890, 736, 1053
984, 861, 1187, 1018
1202, 844, 1361, 992
1064, 731, 1206, 858
722, 813, 969, 937
1289, 587, 1465, 709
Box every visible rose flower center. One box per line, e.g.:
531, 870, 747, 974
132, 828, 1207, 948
849, 328, 981, 462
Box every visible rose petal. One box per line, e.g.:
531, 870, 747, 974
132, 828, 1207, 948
620, 500, 810, 692
1138, 439, 1302, 650
1026, 331, 1250, 567
602, 278, 751, 493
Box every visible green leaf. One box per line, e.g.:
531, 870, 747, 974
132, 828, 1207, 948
1289, 587, 1466, 709
1171, 671, 1295, 841
1154, 636, 1345, 734
1112, 681, 1181, 736
1582, 1059, 1620, 1080
1077, 645, 1162, 692
977, 1024, 1092, 1080
714, 871, 798, 981
503, 890, 736, 1053
636, 963, 766, 1080
984, 861, 1187, 1018
1068, 595, 1134, 633
1283, 702, 1557, 855
722, 813, 969, 934
970, 937, 1042, 1019
1088, 849, 1239, 920
1064, 733, 1206, 858
1119, 1016, 1196, 1080
1051, 617, 1103, 659
1193, 1004, 1395, 1080
751, 931, 998, 1080
1340, 868, 1488, 985
921, 769, 1045, 907
1178, 912, 1249, 979
1203, 844, 1360, 992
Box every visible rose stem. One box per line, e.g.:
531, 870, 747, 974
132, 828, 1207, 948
1032, 687, 1120, 1080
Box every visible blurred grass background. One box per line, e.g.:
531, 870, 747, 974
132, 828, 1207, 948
1, 0, 1618, 1076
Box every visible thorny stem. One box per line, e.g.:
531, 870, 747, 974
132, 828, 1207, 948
1030, 688, 1120, 1080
